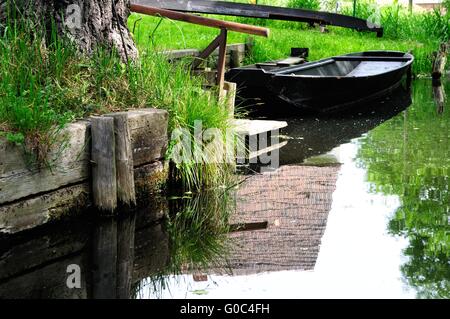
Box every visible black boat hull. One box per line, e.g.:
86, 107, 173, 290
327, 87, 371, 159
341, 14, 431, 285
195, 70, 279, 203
225, 51, 414, 114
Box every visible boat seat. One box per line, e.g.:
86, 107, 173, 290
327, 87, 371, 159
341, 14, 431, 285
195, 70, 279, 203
346, 61, 404, 77
256, 62, 277, 68
276, 57, 304, 66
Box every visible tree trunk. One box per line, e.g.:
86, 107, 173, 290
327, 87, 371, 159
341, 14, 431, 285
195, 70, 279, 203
0, 0, 138, 62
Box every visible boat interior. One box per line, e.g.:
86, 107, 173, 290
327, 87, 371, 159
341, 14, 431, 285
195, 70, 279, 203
239, 51, 413, 78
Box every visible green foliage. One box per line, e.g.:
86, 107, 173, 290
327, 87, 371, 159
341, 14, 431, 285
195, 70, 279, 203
445, 0, 450, 11
357, 80, 450, 298
340, 0, 450, 41
0, 17, 233, 189
287, 0, 321, 11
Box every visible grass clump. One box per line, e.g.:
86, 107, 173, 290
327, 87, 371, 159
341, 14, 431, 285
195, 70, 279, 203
339, 0, 449, 42
0, 18, 233, 190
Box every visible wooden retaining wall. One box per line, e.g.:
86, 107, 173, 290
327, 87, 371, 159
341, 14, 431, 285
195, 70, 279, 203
0, 109, 169, 234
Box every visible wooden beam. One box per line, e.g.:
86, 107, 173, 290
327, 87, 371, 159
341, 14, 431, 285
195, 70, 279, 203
130, 4, 269, 37
192, 32, 223, 70
110, 113, 136, 206
216, 28, 228, 91
91, 117, 117, 213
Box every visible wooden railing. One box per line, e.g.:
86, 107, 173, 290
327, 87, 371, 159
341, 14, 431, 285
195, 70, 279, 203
130, 4, 269, 93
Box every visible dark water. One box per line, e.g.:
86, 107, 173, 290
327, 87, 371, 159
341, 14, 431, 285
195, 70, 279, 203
0, 80, 448, 299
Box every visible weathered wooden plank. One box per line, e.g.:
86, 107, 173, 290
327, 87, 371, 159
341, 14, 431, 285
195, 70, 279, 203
110, 113, 136, 206
0, 121, 90, 205
0, 161, 167, 234
223, 81, 236, 118
91, 116, 117, 212
127, 109, 169, 166
1, 108, 168, 230
162, 48, 200, 59
162, 43, 245, 60
0, 183, 91, 234
134, 161, 168, 201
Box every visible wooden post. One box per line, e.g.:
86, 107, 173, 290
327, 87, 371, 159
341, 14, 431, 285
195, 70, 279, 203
223, 81, 236, 118
245, 36, 255, 58
110, 113, 136, 206
91, 116, 117, 213
217, 28, 228, 99
230, 46, 244, 68
432, 43, 448, 80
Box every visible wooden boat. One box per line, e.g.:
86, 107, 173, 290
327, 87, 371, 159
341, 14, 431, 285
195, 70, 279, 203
225, 51, 414, 114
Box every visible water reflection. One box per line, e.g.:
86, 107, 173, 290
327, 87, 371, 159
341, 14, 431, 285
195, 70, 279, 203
0, 199, 169, 299
0, 80, 448, 299
278, 85, 412, 165
357, 80, 450, 298
134, 191, 235, 299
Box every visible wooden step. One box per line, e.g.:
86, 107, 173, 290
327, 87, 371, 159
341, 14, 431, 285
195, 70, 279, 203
276, 57, 304, 66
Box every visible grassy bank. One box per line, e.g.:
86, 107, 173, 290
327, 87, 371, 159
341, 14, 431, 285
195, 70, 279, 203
129, 1, 444, 75
0, 19, 232, 190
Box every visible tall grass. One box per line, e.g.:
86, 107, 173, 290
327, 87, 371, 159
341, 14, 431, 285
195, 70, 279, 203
0, 18, 233, 190
339, 0, 450, 41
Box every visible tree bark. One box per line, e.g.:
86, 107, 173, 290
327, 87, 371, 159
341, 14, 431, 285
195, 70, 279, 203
0, 0, 138, 62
